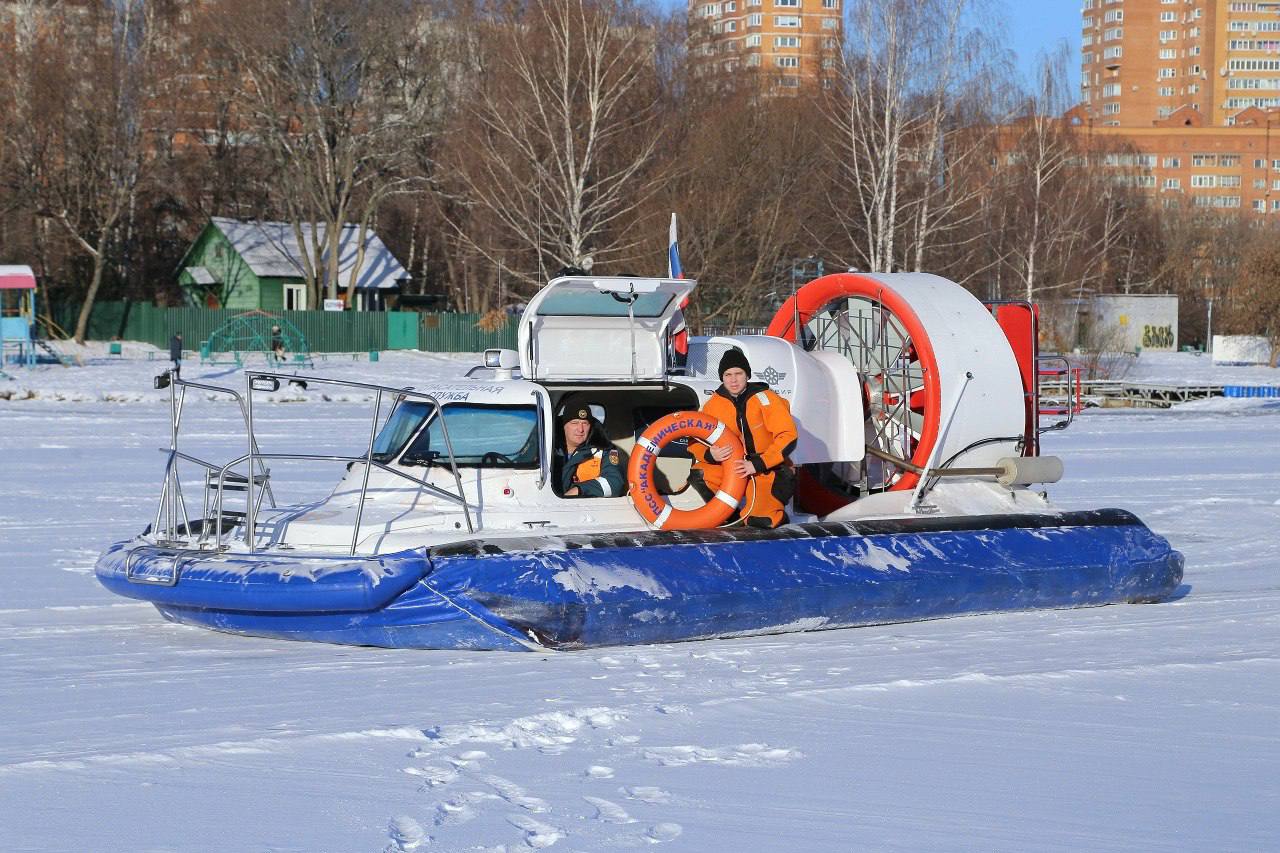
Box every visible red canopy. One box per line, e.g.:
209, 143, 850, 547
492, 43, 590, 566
0, 265, 36, 290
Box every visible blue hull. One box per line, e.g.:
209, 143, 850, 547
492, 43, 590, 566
95, 509, 1184, 651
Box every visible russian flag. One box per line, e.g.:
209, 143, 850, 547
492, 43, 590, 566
667, 213, 688, 358
668, 212, 683, 280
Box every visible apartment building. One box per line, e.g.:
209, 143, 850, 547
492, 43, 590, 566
1079, 0, 1280, 213
1081, 0, 1280, 126
687, 0, 842, 90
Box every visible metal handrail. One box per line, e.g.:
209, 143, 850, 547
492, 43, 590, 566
533, 390, 548, 488
152, 369, 278, 546
241, 370, 475, 554
204, 450, 479, 552
1036, 355, 1080, 433
175, 374, 277, 507
150, 368, 480, 556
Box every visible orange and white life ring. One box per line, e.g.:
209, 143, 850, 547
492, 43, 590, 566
627, 411, 747, 530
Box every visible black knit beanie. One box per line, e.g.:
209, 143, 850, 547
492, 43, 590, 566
718, 348, 751, 379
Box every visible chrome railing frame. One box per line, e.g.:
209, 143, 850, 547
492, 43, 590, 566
1036, 355, 1080, 434
241, 371, 475, 555
149, 369, 478, 557
152, 369, 277, 546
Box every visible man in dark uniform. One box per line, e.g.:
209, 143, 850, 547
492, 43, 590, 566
555, 405, 625, 498
169, 333, 183, 369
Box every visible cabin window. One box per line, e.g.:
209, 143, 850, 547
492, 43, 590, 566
537, 289, 675, 318
375, 402, 539, 469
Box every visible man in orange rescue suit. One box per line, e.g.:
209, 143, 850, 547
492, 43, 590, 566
688, 348, 798, 528
556, 406, 625, 498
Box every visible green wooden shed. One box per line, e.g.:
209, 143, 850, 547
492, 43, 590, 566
176, 217, 409, 312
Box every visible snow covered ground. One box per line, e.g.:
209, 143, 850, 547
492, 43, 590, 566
1, 352, 1278, 852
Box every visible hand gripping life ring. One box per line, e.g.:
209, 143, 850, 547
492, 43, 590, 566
627, 412, 748, 530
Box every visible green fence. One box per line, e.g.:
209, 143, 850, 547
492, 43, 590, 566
420, 312, 518, 352
51, 301, 519, 353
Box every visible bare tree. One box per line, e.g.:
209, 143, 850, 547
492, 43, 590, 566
971, 48, 1148, 310
1227, 231, 1280, 366
997, 51, 1092, 301
206, 0, 450, 306
661, 86, 820, 331
0, 0, 166, 342
449, 0, 669, 290
822, 0, 995, 274
1152, 206, 1254, 346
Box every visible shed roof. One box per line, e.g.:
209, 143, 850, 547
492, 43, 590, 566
185, 266, 217, 286
207, 217, 408, 290
0, 265, 36, 290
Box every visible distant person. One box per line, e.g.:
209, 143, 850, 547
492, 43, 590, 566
687, 348, 798, 528
270, 325, 285, 360
169, 333, 183, 369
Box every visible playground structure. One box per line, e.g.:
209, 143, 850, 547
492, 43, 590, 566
0, 266, 78, 373
1, 266, 38, 374
199, 311, 313, 367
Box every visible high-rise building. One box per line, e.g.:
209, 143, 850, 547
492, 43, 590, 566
1081, 0, 1280, 128
687, 0, 842, 91
1078, 0, 1280, 214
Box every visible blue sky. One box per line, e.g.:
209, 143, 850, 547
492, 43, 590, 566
999, 0, 1081, 89
669, 0, 1082, 91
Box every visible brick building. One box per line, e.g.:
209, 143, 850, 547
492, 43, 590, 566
687, 0, 842, 90
1079, 0, 1280, 214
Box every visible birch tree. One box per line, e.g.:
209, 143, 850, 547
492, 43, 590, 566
450, 0, 669, 288
823, 0, 994, 274
993, 49, 1147, 304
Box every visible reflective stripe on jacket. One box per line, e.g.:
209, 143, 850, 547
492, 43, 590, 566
558, 445, 625, 498
688, 382, 798, 474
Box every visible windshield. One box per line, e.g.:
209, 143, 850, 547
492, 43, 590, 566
372, 401, 433, 461
377, 403, 540, 468
538, 288, 675, 318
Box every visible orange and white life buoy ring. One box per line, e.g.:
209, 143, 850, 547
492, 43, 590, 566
627, 411, 747, 530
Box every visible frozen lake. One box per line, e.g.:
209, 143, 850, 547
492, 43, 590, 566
1, 353, 1278, 852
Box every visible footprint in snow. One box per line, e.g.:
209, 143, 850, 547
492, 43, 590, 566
643, 743, 802, 768
386, 815, 428, 851
433, 791, 493, 826
583, 795, 634, 824
403, 764, 458, 788
448, 749, 489, 768
506, 813, 565, 849
646, 822, 683, 843
483, 773, 550, 813
622, 786, 671, 805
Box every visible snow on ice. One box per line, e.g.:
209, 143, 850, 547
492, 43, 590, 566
1, 348, 1278, 851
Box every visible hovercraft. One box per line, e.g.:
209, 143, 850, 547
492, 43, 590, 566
95, 272, 1183, 650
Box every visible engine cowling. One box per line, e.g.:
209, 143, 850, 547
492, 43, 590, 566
767, 272, 1025, 492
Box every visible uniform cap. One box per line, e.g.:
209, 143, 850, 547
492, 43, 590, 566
558, 402, 604, 426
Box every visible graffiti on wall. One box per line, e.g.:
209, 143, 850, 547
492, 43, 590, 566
1142, 324, 1175, 350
